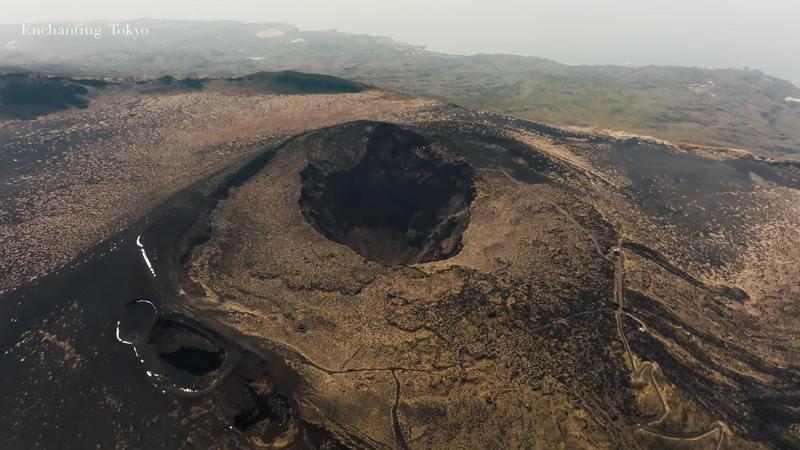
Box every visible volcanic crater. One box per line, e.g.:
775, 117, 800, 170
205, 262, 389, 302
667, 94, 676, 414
299, 123, 476, 265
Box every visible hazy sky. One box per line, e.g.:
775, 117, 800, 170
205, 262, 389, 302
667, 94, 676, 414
4, 0, 800, 84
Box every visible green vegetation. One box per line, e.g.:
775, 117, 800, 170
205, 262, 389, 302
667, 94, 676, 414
363, 61, 800, 158
228, 70, 366, 94
2, 20, 799, 157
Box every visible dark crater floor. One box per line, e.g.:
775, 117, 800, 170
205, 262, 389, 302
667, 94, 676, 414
299, 122, 476, 265
148, 318, 228, 379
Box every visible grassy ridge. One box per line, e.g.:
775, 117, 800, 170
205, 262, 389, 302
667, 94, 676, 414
2, 20, 799, 157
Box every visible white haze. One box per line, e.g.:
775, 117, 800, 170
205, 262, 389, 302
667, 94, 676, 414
3, 0, 799, 84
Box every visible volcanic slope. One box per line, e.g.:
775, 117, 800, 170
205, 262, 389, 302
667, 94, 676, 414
185, 111, 800, 448
1, 72, 798, 448
0, 72, 430, 295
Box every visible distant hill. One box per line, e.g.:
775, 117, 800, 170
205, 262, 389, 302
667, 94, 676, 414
2, 19, 799, 158
0, 70, 368, 118
223, 71, 367, 94
0, 73, 98, 118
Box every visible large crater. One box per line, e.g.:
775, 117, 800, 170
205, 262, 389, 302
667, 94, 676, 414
300, 123, 476, 265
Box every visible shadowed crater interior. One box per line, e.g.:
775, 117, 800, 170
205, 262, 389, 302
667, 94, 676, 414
300, 122, 476, 265
148, 319, 226, 376
159, 346, 224, 376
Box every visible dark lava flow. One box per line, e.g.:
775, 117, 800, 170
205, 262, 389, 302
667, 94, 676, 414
300, 122, 476, 265
0, 136, 357, 449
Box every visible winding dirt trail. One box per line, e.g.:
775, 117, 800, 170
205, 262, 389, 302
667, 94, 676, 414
486, 166, 727, 448
613, 236, 727, 449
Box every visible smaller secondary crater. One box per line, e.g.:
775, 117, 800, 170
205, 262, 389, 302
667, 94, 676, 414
220, 352, 348, 448
232, 381, 292, 434
300, 122, 476, 265
148, 319, 227, 378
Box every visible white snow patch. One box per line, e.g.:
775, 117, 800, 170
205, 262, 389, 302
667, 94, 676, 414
134, 299, 158, 313
115, 320, 140, 358
136, 235, 157, 277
